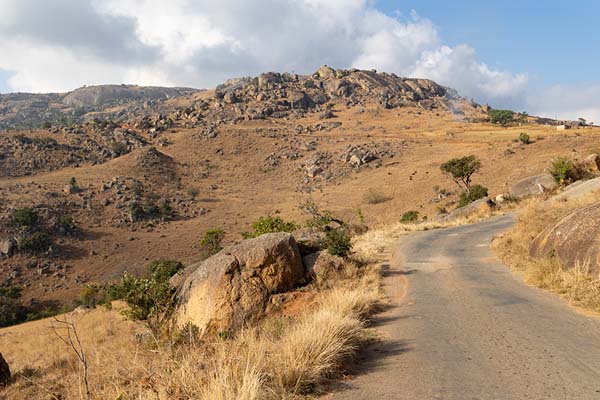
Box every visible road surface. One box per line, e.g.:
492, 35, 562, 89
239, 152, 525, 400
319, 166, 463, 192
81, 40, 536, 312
332, 214, 600, 400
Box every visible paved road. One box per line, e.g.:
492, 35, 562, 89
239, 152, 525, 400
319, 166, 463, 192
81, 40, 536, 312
332, 214, 600, 400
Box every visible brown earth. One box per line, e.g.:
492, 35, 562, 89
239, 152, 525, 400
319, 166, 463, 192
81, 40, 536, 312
2, 69, 600, 310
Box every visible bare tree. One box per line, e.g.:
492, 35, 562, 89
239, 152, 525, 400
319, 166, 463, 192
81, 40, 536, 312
51, 317, 90, 399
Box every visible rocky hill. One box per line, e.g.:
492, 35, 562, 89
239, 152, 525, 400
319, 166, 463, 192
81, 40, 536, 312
0, 85, 198, 131
1, 66, 599, 323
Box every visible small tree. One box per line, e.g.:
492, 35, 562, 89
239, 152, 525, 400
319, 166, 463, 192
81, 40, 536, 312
440, 155, 481, 194
489, 109, 515, 126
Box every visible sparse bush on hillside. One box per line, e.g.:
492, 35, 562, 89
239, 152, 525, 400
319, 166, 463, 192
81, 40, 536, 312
518, 132, 531, 144
0, 286, 26, 328
58, 214, 77, 232
18, 232, 52, 253
12, 207, 37, 227
458, 184, 489, 208
440, 155, 482, 194
199, 228, 225, 256
550, 157, 576, 185
242, 216, 299, 239
111, 141, 129, 156
400, 210, 419, 223
128, 199, 173, 222
488, 109, 514, 126
363, 189, 392, 204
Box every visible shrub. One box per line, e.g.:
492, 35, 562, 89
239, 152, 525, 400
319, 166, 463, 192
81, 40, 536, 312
199, 228, 225, 256
488, 109, 514, 126
159, 199, 173, 218
458, 184, 488, 207
59, 214, 76, 232
440, 155, 481, 193
400, 210, 419, 223
518, 132, 531, 144
0, 286, 26, 327
111, 141, 129, 156
323, 228, 352, 257
550, 157, 576, 185
242, 216, 299, 239
128, 202, 144, 221
18, 232, 52, 253
13, 207, 37, 227
363, 190, 392, 204
100, 260, 185, 325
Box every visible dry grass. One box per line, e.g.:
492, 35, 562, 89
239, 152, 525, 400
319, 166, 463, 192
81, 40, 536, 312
0, 264, 382, 399
352, 201, 520, 261
493, 193, 600, 313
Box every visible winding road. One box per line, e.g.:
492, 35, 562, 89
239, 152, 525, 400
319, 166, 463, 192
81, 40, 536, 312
332, 214, 600, 400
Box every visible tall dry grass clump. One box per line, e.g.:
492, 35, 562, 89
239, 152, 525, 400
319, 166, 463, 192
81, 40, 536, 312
493, 193, 600, 313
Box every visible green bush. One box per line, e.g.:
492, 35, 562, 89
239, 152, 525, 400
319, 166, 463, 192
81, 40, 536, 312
458, 184, 489, 207
18, 232, 52, 253
323, 228, 352, 257
0, 286, 25, 327
242, 216, 299, 239
59, 214, 77, 232
518, 132, 531, 144
488, 109, 514, 126
84, 260, 184, 325
550, 157, 575, 185
199, 228, 225, 256
13, 207, 37, 227
400, 210, 419, 223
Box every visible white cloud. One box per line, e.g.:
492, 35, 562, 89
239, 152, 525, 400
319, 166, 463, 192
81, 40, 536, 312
0, 0, 529, 109
526, 84, 600, 123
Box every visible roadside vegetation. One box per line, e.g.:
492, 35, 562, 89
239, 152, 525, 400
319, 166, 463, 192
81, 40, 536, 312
0, 200, 383, 399
493, 194, 600, 313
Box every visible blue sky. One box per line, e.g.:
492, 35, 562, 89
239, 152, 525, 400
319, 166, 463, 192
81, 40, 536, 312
377, 0, 599, 87
1, 0, 599, 121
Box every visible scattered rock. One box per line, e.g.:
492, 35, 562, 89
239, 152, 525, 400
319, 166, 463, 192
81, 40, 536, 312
302, 251, 346, 282
509, 173, 558, 199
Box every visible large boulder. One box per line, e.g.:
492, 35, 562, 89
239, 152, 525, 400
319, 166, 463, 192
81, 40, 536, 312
303, 251, 346, 282
288, 90, 314, 110
175, 233, 305, 334
509, 173, 558, 199
0, 352, 10, 386
530, 202, 600, 275
292, 228, 325, 256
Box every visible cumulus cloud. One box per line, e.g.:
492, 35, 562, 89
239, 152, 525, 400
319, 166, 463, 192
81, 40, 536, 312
526, 84, 600, 123
0, 0, 529, 109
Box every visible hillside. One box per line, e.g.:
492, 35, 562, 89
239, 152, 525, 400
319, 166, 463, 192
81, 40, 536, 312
1, 65, 600, 316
